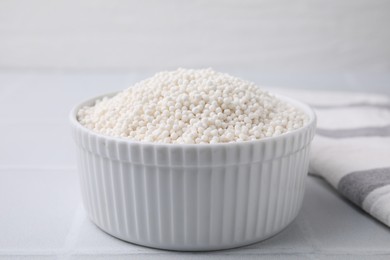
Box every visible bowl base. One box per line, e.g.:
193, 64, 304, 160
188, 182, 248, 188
90, 216, 296, 252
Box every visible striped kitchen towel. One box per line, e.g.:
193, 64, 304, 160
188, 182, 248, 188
271, 88, 390, 227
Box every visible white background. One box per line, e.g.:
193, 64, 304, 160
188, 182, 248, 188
1, 0, 389, 93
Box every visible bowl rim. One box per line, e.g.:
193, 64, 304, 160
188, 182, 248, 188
70, 91, 316, 148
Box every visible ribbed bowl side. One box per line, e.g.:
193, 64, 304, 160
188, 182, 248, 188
71, 93, 316, 251
72, 117, 315, 251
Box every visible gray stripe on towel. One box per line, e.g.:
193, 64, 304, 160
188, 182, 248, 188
338, 167, 390, 206
316, 125, 390, 138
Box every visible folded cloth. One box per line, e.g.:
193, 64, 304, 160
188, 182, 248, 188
270, 88, 390, 227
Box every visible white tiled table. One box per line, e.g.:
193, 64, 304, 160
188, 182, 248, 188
1, 72, 389, 259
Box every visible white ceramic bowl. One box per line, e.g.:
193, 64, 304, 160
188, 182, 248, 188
70, 92, 316, 251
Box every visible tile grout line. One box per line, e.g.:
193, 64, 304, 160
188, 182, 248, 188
57, 203, 86, 260
0, 165, 77, 171
0, 119, 67, 124
295, 212, 321, 253
57, 249, 390, 257
2, 248, 390, 257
